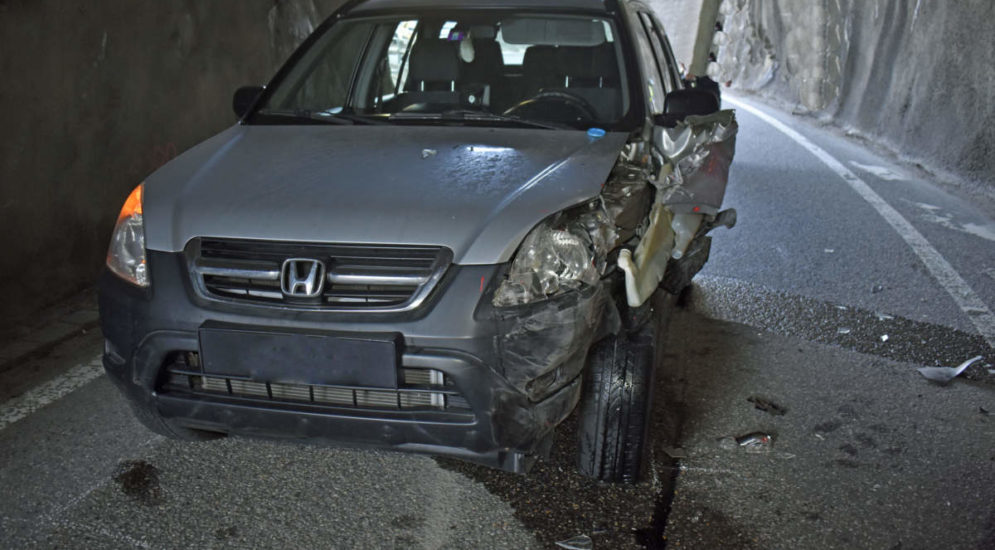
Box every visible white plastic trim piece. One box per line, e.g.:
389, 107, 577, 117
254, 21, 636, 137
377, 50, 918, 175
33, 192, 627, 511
618, 206, 703, 307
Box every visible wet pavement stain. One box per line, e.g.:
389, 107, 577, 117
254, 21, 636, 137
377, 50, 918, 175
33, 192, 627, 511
214, 526, 238, 541
113, 459, 163, 506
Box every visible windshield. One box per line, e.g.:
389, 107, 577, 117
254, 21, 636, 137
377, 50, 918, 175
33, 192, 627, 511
256, 13, 630, 130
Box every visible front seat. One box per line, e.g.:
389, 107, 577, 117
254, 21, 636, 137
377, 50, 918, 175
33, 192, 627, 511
401, 39, 462, 111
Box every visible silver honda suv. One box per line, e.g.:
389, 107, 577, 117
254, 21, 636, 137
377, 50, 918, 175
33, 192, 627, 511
99, 0, 737, 482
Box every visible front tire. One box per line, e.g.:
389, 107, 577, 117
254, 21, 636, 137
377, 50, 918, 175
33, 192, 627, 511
577, 322, 656, 483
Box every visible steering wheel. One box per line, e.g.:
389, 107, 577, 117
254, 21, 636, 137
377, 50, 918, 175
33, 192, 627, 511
503, 90, 598, 123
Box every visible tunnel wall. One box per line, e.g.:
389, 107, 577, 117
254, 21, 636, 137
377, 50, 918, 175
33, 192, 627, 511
714, 0, 995, 194
0, 0, 342, 324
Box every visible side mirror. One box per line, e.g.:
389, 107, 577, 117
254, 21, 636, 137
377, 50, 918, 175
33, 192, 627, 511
232, 86, 264, 118
655, 89, 720, 126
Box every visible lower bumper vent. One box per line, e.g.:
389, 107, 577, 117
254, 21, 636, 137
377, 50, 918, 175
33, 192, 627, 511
160, 354, 471, 413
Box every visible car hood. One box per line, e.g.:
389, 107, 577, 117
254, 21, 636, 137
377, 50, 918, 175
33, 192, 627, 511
143, 124, 628, 264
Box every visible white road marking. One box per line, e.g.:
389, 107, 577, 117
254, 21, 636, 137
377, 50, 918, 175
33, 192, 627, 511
726, 95, 995, 350
0, 355, 104, 431
850, 161, 904, 181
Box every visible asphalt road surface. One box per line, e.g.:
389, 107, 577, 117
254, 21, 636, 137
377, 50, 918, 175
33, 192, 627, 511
1, 94, 992, 549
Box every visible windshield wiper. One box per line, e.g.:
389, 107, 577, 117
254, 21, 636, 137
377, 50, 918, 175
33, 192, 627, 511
255, 109, 386, 126
389, 109, 568, 130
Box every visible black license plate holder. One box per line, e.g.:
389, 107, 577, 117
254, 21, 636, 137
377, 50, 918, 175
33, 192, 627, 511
198, 325, 400, 389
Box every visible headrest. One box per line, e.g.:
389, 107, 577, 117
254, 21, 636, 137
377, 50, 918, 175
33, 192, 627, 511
559, 44, 619, 80
409, 39, 460, 82
522, 45, 559, 75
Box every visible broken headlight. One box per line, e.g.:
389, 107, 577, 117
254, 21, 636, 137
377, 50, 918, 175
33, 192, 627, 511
492, 155, 655, 307
106, 183, 149, 288
493, 212, 603, 307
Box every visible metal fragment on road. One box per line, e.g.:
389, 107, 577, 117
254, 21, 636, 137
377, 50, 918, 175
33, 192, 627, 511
736, 432, 774, 454
916, 356, 983, 385
837, 327, 851, 335
824, 248, 835, 253
880, 335, 889, 342
555, 534, 593, 550
421, 148, 437, 159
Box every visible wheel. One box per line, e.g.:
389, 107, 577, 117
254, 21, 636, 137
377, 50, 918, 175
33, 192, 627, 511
577, 320, 657, 483
503, 90, 598, 123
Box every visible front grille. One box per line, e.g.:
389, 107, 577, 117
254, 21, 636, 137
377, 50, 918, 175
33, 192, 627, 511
188, 238, 451, 312
160, 353, 471, 413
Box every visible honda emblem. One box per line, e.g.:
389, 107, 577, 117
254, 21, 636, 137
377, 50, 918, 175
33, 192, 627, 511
281, 258, 326, 298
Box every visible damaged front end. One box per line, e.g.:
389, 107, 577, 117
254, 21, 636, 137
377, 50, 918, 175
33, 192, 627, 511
493, 110, 738, 309
484, 112, 738, 456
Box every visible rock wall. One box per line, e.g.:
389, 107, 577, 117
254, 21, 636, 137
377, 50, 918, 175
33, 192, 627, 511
0, 0, 342, 323
713, 0, 995, 194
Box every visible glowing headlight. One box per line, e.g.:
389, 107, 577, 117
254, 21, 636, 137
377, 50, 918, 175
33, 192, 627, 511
106, 183, 149, 288
493, 220, 600, 307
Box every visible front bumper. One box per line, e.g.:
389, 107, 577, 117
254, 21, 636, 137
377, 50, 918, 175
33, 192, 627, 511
99, 250, 616, 472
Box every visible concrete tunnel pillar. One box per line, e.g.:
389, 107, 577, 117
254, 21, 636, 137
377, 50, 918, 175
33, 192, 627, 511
689, 0, 722, 79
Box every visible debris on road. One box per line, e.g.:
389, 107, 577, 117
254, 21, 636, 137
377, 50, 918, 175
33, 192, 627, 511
663, 446, 689, 459
719, 432, 775, 453
871, 284, 885, 294
838, 327, 852, 335
916, 356, 983, 385
824, 248, 835, 254
420, 148, 437, 159
748, 396, 787, 416
880, 335, 889, 343
555, 534, 593, 550
980, 406, 990, 415
736, 432, 773, 451
875, 312, 895, 321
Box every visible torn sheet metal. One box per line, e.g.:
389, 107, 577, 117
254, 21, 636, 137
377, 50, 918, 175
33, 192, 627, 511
494, 111, 736, 309
917, 356, 983, 384
494, 283, 618, 402
615, 112, 737, 307
618, 204, 674, 307
654, 110, 738, 215
492, 151, 652, 307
